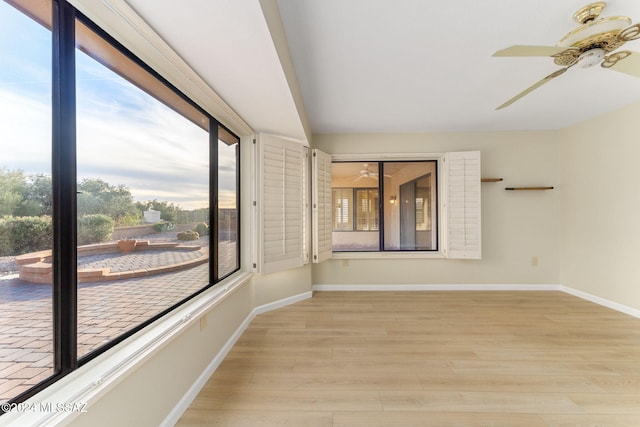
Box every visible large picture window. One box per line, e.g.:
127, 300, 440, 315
0, 0, 240, 407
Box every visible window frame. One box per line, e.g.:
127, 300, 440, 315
330, 153, 447, 259
2, 0, 241, 407
73, 0, 241, 362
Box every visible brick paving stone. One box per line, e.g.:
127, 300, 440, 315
0, 363, 31, 378
23, 369, 54, 386
17, 338, 47, 350
29, 356, 53, 369
0, 379, 25, 396
0, 349, 20, 359
15, 352, 49, 363
7, 367, 50, 380
1, 384, 31, 399
10, 338, 48, 349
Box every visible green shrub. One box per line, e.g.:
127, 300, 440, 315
115, 212, 141, 227
0, 216, 53, 256
193, 222, 209, 236
153, 221, 174, 232
0, 222, 10, 256
77, 214, 114, 245
177, 230, 199, 241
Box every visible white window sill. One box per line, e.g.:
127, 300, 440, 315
331, 251, 446, 260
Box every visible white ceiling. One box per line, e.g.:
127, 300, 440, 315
127, 0, 640, 137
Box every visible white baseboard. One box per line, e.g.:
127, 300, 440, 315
560, 286, 640, 318
162, 290, 312, 426
312, 283, 640, 318
312, 284, 562, 292
254, 291, 313, 315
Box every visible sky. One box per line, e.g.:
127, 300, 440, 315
0, 1, 237, 210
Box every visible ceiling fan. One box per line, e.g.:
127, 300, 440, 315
354, 163, 391, 181
355, 163, 378, 181
493, 2, 640, 109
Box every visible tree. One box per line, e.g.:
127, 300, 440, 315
0, 168, 27, 217
135, 199, 180, 223
16, 174, 52, 216
77, 178, 138, 222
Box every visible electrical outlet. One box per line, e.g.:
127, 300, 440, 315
531, 256, 538, 267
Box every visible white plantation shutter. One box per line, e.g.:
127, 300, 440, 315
446, 151, 481, 259
302, 147, 310, 264
256, 133, 305, 274
312, 149, 332, 263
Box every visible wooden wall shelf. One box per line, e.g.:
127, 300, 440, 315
505, 187, 554, 191
481, 178, 503, 182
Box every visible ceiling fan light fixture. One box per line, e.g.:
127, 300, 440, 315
578, 48, 605, 67
573, 2, 606, 24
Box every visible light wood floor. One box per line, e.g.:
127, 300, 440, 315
176, 291, 640, 426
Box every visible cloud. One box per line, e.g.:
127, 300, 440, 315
0, 89, 51, 174
75, 98, 211, 209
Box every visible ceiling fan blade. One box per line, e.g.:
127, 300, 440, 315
493, 45, 573, 57
602, 50, 640, 77
618, 23, 640, 42
496, 67, 569, 110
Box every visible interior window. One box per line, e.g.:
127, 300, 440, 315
332, 161, 437, 252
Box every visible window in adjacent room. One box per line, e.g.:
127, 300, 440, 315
331, 161, 437, 252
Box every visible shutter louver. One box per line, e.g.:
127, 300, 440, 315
312, 149, 332, 263
256, 134, 305, 274
446, 151, 481, 259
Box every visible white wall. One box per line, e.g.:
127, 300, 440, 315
312, 131, 562, 286
559, 102, 640, 311
251, 264, 312, 308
